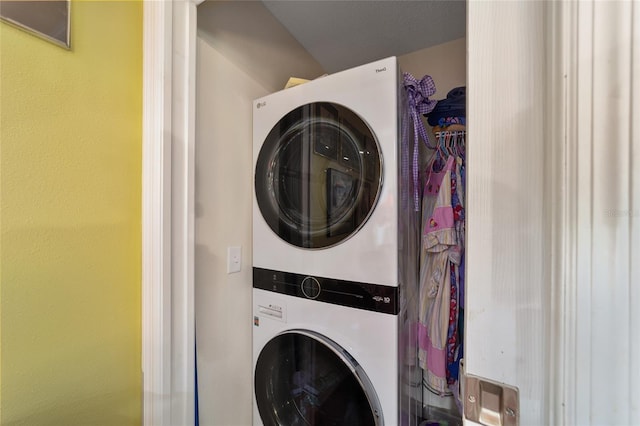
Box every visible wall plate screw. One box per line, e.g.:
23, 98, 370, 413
505, 407, 516, 417
468, 395, 476, 403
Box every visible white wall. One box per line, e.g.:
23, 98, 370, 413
399, 37, 466, 104
194, 41, 262, 426
194, 2, 466, 423
197, 1, 326, 92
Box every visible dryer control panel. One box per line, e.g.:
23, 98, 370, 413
253, 267, 398, 315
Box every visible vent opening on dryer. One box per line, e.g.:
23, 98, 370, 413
255, 102, 383, 249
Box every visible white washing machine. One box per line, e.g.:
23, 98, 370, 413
252, 286, 399, 425
252, 56, 422, 425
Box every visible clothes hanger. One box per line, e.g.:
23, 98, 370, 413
440, 131, 448, 160
450, 132, 455, 157
453, 131, 462, 157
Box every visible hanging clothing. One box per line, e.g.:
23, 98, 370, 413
418, 126, 468, 399
418, 155, 456, 395
446, 161, 464, 385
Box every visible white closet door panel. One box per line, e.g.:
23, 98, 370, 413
466, 2, 549, 425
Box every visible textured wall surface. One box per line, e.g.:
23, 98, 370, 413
0, 1, 142, 424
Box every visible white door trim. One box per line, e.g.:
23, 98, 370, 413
542, 1, 575, 423
553, 1, 640, 424
142, 1, 201, 425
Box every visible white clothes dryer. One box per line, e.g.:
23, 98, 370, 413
253, 56, 415, 287
252, 57, 422, 426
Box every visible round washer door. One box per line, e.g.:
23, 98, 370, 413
254, 330, 383, 426
255, 102, 382, 249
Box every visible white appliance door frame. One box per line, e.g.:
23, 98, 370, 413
144, 0, 639, 425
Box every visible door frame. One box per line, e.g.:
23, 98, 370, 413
142, 0, 201, 425
142, 0, 639, 424
547, 1, 639, 424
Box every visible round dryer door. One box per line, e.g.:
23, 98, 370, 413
255, 102, 382, 249
254, 330, 383, 426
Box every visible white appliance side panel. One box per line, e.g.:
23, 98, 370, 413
465, 2, 549, 425
251, 289, 399, 425
252, 57, 400, 286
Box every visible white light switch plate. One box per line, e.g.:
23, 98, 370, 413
227, 246, 242, 274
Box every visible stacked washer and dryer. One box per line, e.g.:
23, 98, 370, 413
252, 57, 422, 425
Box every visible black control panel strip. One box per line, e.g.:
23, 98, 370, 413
253, 267, 399, 315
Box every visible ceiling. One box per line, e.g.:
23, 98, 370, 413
261, 0, 466, 73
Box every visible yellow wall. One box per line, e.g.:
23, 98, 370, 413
0, 1, 142, 424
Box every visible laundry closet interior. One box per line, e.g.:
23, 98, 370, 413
194, 1, 468, 425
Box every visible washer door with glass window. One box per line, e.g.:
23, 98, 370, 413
255, 102, 382, 249
254, 330, 383, 426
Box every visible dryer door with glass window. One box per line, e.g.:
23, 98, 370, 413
254, 102, 382, 249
